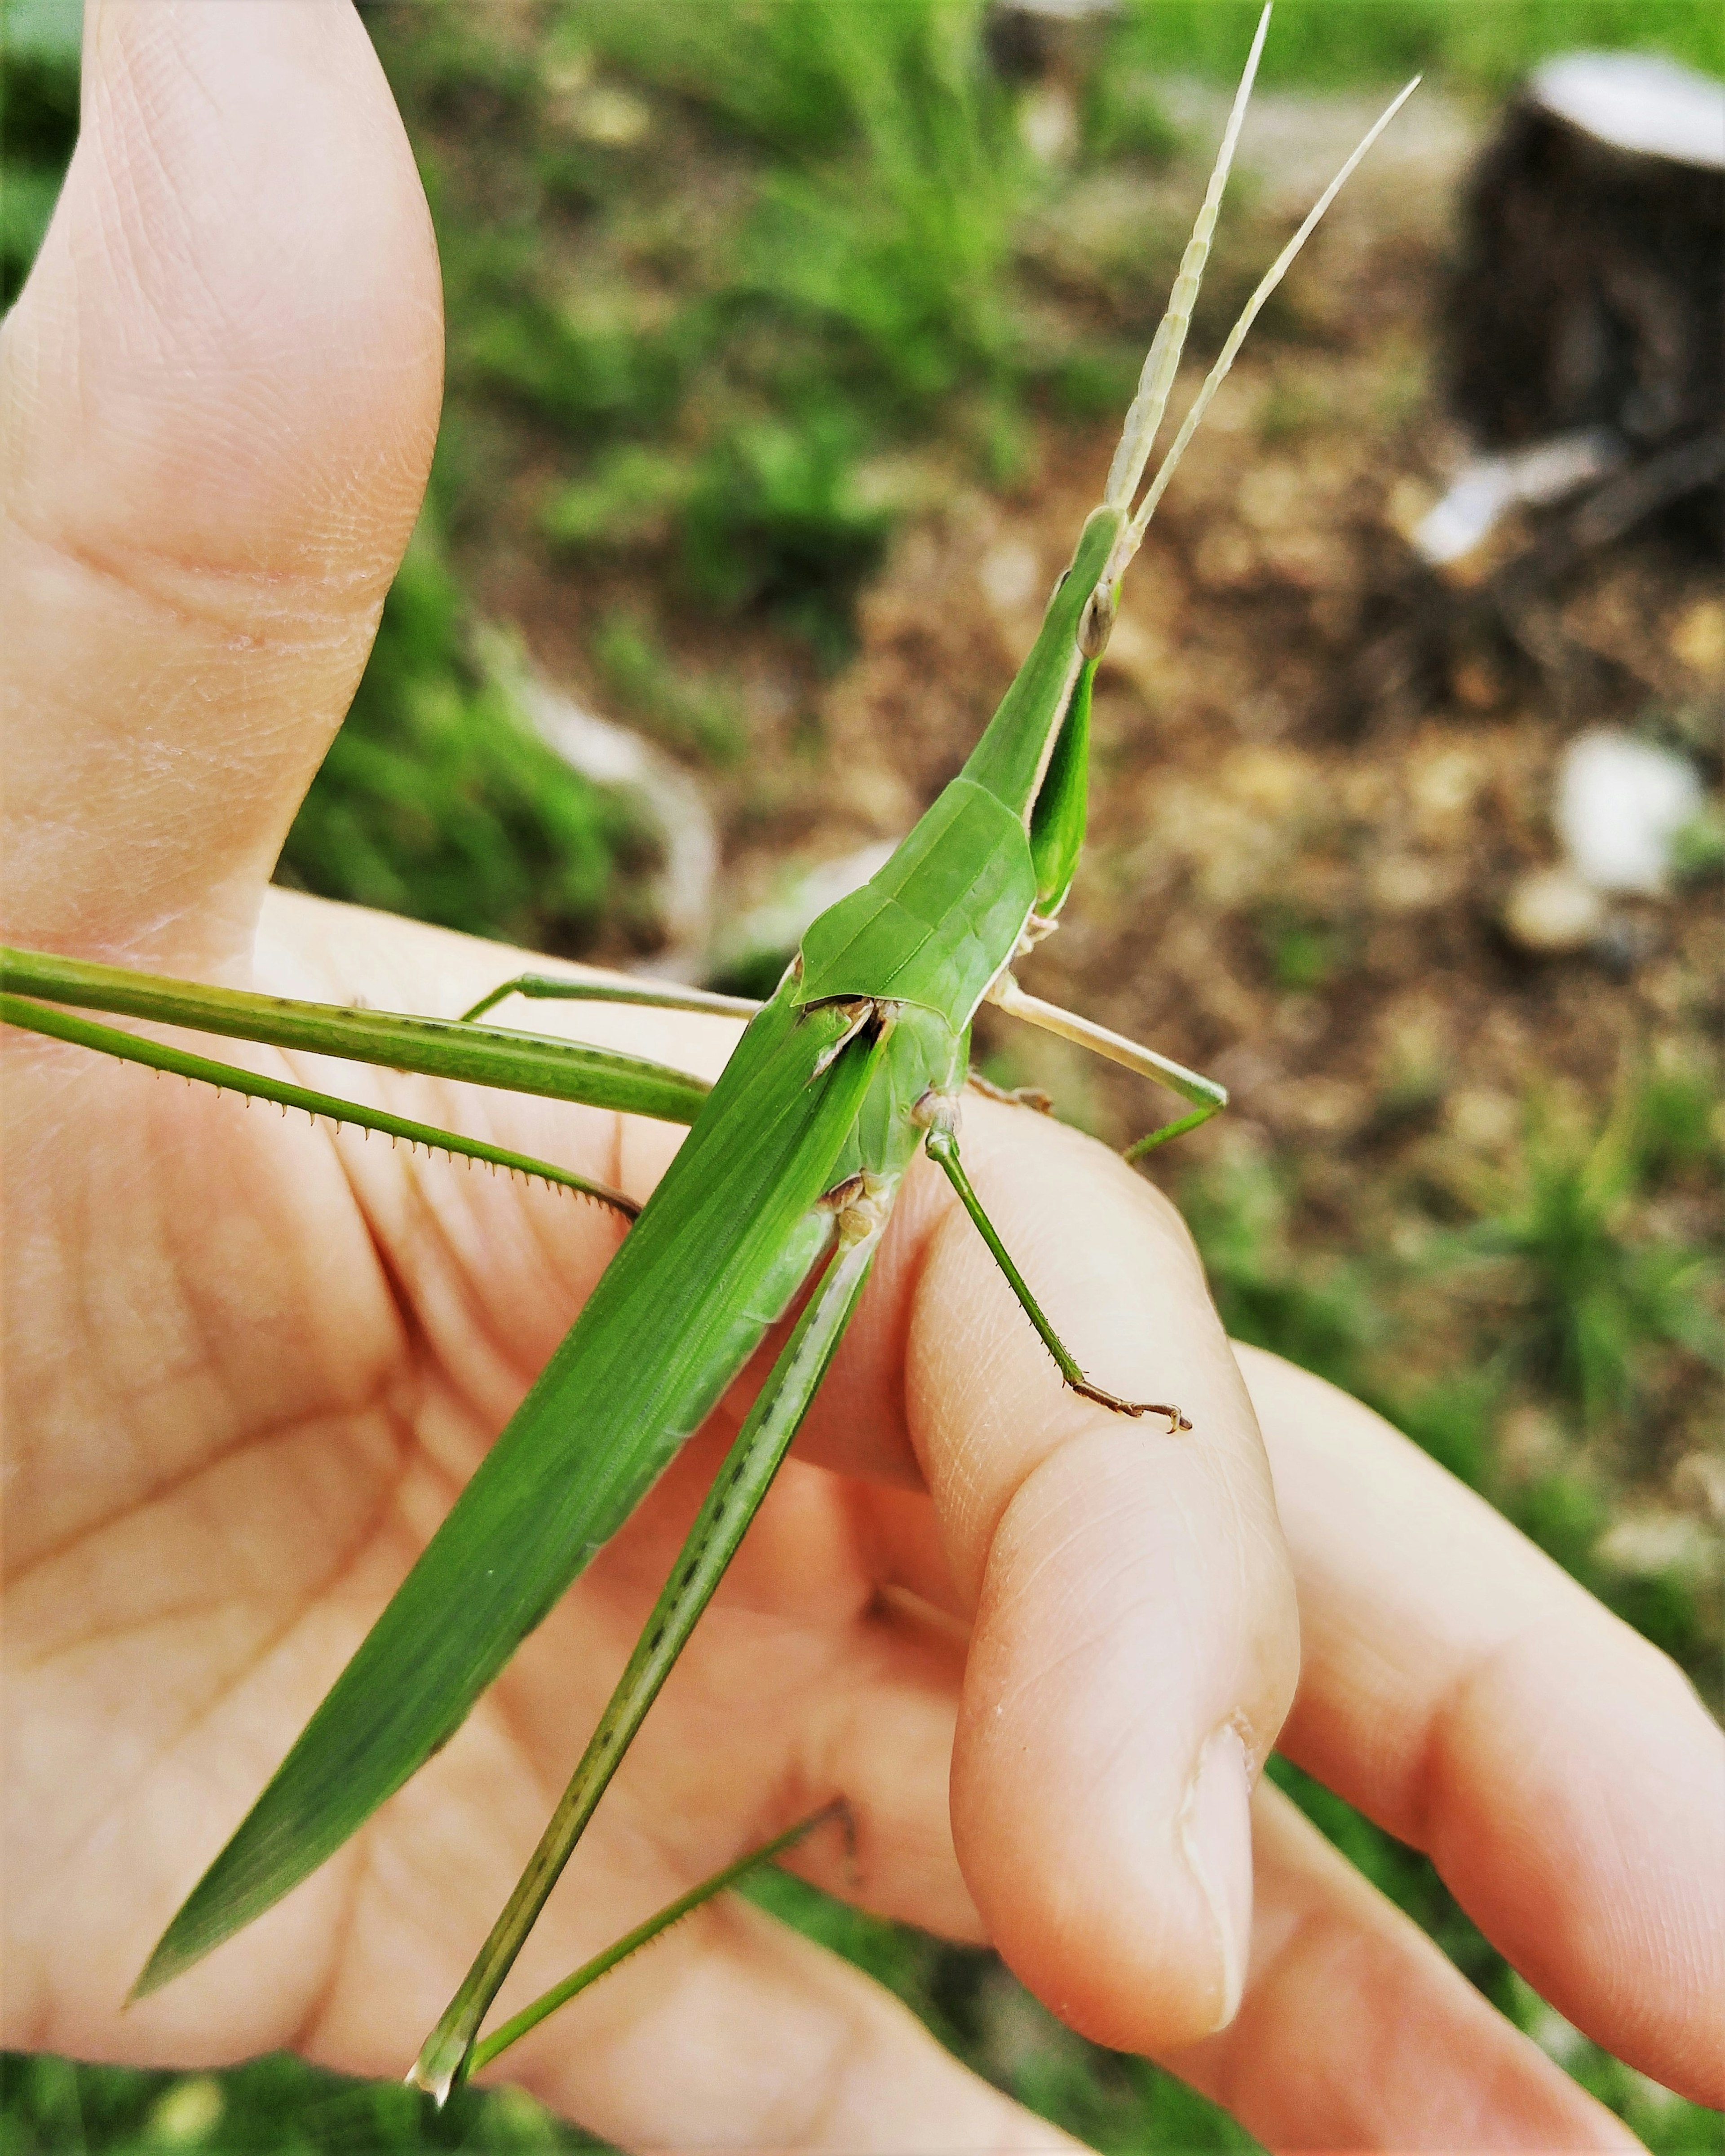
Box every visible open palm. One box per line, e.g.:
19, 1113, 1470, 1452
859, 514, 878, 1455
4, 7, 1719, 2151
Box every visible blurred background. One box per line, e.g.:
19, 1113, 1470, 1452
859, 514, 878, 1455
3, 0, 1721, 2147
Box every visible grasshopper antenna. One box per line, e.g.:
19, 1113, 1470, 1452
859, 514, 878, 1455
1106, 74, 1421, 588
1102, 3, 1272, 520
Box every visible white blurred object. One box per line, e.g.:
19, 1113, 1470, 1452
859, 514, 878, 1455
1501, 864, 1606, 955
708, 841, 899, 986
1021, 80, 1079, 162
476, 628, 720, 981
978, 537, 1042, 617
1594, 1508, 1722, 1583
1530, 51, 1725, 169
1411, 429, 1625, 567
1555, 729, 1704, 895
1000, 0, 1117, 16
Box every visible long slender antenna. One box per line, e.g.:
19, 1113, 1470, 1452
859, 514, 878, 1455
1106, 74, 1421, 585
1101, 3, 1272, 515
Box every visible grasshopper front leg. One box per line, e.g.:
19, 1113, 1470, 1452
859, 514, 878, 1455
915, 1089, 1191, 1431
0, 943, 713, 1127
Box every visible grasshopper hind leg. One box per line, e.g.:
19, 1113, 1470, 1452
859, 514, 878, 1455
0, 993, 641, 1219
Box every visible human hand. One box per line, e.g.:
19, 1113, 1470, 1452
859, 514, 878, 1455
4, 7, 1719, 2151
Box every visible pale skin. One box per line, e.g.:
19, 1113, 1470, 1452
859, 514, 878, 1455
3, 7, 1721, 2151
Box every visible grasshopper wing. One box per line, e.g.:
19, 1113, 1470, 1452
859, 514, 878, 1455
136, 981, 876, 1995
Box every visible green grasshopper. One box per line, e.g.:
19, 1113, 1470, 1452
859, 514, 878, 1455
1, 13, 1413, 2101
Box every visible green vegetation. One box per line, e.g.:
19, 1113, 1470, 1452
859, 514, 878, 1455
279, 524, 643, 952
0, 0, 80, 309
1457, 1070, 1725, 1438
679, 415, 893, 662
1182, 1058, 1725, 1700
411, 0, 1033, 660
589, 610, 746, 764
10, 0, 1718, 943
1254, 902, 1347, 995
0, 2051, 601, 2154
1181, 1140, 1379, 1391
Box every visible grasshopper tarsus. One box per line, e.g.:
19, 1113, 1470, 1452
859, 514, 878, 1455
964, 1069, 1056, 1115
921, 1120, 1189, 1432
1069, 1378, 1192, 1436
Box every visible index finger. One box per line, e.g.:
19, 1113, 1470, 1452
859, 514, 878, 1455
810, 1100, 1300, 2056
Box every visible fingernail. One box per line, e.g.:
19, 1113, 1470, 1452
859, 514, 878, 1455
1179, 1725, 1253, 2031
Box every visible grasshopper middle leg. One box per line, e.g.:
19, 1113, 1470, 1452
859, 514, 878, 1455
987, 974, 1227, 1159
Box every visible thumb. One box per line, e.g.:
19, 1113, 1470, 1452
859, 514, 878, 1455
0, 0, 442, 974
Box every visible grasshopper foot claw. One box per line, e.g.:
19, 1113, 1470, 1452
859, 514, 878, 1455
1070, 1378, 1191, 1433
964, 1069, 1056, 1114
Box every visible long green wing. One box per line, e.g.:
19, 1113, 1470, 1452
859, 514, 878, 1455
413, 1203, 887, 2099
135, 980, 878, 1995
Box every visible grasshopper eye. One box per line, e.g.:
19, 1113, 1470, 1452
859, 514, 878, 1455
1079, 585, 1117, 661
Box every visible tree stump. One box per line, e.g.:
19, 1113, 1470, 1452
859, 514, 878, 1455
1446, 51, 1724, 548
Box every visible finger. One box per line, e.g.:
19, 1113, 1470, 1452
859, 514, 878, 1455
1, 0, 441, 972
1161, 1779, 1641, 2154
1240, 1345, 1725, 2108
806, 1103, 1301, 2056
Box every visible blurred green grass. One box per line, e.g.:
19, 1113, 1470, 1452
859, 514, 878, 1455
277, 521, 646, 949
1183, 1057, 1725, 1700
4, 1, 1722, 2148
1106, 0, 1724, 88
